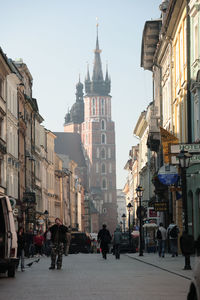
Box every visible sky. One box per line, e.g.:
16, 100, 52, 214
0, 0, 162, 189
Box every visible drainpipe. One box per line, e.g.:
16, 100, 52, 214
187, 0, 191, 143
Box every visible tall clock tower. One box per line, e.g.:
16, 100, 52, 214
81, 29, 117, 232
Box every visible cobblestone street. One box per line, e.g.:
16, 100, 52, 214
0, 253, 191, 300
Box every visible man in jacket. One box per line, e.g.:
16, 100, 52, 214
98, 224, 111, 259
167, 221, 179, 257
156, 223, 167, 258
49, 218, 68, 270
113, 225, 122, 259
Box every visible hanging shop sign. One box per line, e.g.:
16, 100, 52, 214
154, 202, 168, 212
158, 164, 179, 185
171, 144, 200, 165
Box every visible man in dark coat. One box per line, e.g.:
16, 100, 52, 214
98, 224, 111, 259
49, 218, 68, 270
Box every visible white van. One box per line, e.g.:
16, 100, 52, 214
0, 196, 18, 277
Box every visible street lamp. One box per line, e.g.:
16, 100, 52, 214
127, 203, 133, 250
177, 149, 192, 270
136, 185, 144, 257
121, 213, 126, 233
43, 210, 49, 230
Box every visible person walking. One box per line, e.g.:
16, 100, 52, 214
113, 225, 122, 259
98, 224, 111, 260
33, 231, 44, 256
49, 218, 68, 270
156, 223, 167, 258
17, 227, 25, 272
65, 226, 71, 256
167, 221, 179, 257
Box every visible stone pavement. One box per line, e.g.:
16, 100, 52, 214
0, 253, 192, 300
126, 252, 196, 280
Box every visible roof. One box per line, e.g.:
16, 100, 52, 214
53, 132, 86, 168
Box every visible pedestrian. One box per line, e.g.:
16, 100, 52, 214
44, 228, 52, 256
17, 227, 25, 272
97, 224, 111, 259
65, 226, 71, 256
113, 225, 122, 259
49, 218, 68, 270
156, 223, 167, 258
167, 221, 179, 257
33, 231, 44, 256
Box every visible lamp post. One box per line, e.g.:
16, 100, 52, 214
127, 203, 133, 250
177, 149, 192, 270
136, 185, 144, 257
122, 213, 126, 233
43, 210, 49, 230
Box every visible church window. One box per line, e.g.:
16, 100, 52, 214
92, 98, 96, 115
101, 163, 106, 174
96, 163, 99, 173
109, 163, 112, 173
101, 133, 106, 144
102, 178, 107, 189
101, 119, 106, 130
96, 147, 99, 158
108, 148, 111, 158
104, 193, 107, 203
101, 148, 106, 159
109, 193, 112, 203
101, 98, 105, 115
102, 208, 107, 214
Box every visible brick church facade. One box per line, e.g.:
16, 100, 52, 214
64, 30, 117, 233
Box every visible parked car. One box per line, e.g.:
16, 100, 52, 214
187, 256, 200, 300
0, 196, 18, 277
119, 232, 137, 253
69, 232, 91, 254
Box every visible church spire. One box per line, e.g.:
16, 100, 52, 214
92, 23, 103, 81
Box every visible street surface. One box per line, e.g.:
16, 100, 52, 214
0, 253, 191, 300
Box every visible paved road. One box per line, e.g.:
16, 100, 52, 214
0, 254, 190, 300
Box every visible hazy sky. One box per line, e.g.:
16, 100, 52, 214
1, 0, 161, 189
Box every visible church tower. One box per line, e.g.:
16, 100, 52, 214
81, 27, 117, 232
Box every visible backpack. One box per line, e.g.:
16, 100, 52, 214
156, 229, 162, 240
170, 226, 178, 238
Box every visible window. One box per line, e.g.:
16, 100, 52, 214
92, 98, 95, 115
109, 163, 112, 173
104, 193, 108, 203
101, 98, 105, 115
108, 148, 111, 158
101, 148, 106, 159
102, 208, 107, 214
101, 133, 106, 144
194, 24, 199, 61
102, 178, 107, 189
101, 163, 106, 174
101, 119, 105, 130
96, 147, 99, 158
96, 163, 99, 173
109, 193, 112, 203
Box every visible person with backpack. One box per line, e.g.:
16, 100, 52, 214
156, 223, 167, 258
167, 221, 179, 257
98, 224, 112, 259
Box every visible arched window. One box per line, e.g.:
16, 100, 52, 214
96, 163, 99, 173
101, 163, 106, 174
101, 133, 106, 144
101, 98, 105, 115
101, 119, 106, 130
108, 148, 111, 158
102, 178, 107, 189
101, 148, 106, 159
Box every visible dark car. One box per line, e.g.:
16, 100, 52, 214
69, 232, 91, 254
120, 233, 137, 253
